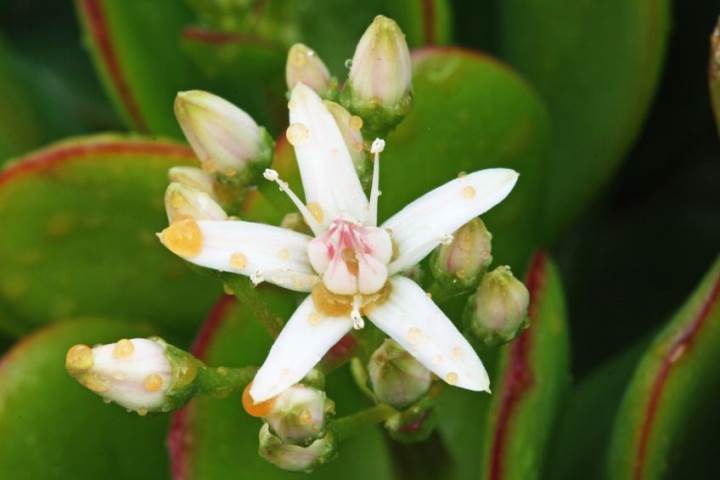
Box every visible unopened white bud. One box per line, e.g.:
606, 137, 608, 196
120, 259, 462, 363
174, 90, 273, 180
348, 15, 412, 107
286, 44, 332, 95
66, 339, 173, 413
164, 182, 227, 223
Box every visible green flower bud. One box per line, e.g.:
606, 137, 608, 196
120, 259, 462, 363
342, 15, 413, 136
324, 100, 371, 188
464, 266, 530, 346
65, 337, 201, 415
164, 182, 227, 223
286, 44, 332, 95
174, 90, 274, 185
265, 384, 333, 444
430, 218, 493, 291
258, 424, 336, 472
368, 339, 432, 408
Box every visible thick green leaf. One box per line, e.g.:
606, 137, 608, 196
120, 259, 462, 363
478, 252, 570, 480
0, 38, 44, 163
75, 0, 199, 136
0, 318, 169, 479
170, 296, 394, 479
496, 0, 671, 238
0, 134, 219, 338
259, 48, 550, 272
607, 256, 720, 479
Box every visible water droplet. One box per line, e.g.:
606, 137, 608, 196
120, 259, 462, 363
344, 59, 353, 69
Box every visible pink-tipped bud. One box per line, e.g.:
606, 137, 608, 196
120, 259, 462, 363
465, 266, 530, 346
174, 90, 273, 182
348, 16, 412, 108
286, 44, 332, 95
430, 218, 493, 290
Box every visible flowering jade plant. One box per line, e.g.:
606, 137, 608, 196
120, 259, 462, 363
65, 16, 528, 472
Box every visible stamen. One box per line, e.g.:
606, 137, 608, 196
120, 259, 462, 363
250, 269, 265, 286
367, 138, 385, 226
263, 169, 323, 235
350, 294, 365, 329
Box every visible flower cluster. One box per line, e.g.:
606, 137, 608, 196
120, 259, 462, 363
67, 14, 525, 472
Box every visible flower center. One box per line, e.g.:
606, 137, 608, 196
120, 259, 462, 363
308, 219, 392, 296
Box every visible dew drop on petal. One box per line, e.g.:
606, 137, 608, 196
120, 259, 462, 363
286, 123, 309, 146
462, 185, 476, 199
230, 252, 248, 269
113, 339, 134, 359
446, 372, 459, 385
144, 374, 164, 392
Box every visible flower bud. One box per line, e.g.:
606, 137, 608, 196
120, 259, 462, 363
174, 90, 274, 183
286, 44, 332, 95
168, 166, 215, 195
265, 384, 332, 444
430, 218, 493, 290
258, 424, 336, 472
164, 182, 227, 223
368, 339, 432, 408
66, 338, 200, 414
343, 15, 413, 135
324, 100, 371, 187
464, 266, 530, 346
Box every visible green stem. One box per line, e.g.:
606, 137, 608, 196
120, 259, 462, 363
427, 281, 471, 306
197, 365, 257, 398
330, 403, 398, 441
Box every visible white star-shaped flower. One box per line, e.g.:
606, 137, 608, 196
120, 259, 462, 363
160, 83, 519, 403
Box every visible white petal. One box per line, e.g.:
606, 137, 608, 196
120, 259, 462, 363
288, 84, 368, 224
367, 276, 490, 392
383, 169, 518, 274
250, 296, 353, 402
159, 219, 318, 292
358, 255, 388, 295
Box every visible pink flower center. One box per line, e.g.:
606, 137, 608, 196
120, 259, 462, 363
308, 219, 392, 296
